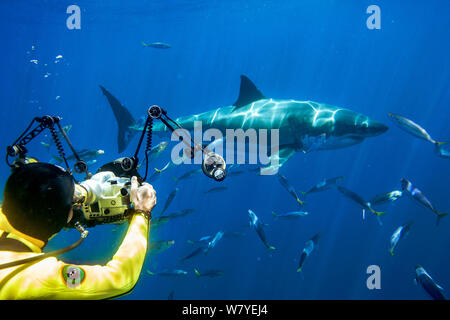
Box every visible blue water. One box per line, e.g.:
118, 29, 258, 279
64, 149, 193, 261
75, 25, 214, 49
1, 0, 449, 299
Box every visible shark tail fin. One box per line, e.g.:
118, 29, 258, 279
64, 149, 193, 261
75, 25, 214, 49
296, 267, 302, 273
194, 269, 201, 277
436, 212, 448, 226
389, 249, 394, 257
141, 41, 148, 47
99, 85, 137, 153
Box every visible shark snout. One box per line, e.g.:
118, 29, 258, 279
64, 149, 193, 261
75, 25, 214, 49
372, 121, 389, 136
362, 120, 389, 137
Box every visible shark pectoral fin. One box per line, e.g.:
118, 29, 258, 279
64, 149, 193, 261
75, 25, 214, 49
232, 75, 266, 109
260, 147, 296, 176
260, 165, 281, 176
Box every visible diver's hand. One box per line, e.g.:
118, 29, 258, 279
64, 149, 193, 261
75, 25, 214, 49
130, 176, 157, 214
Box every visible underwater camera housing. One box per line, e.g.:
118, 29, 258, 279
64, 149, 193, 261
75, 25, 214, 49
75, 171, 133, 226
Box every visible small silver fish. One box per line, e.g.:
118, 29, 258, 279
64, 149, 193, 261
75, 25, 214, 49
297, 233, 321, 273
194, 269, 224, 278
337, 186, 385, 218
277, 174, 304, 206
203, 187, 228, 194
248, 210, 275, 250
160, 187, 179, 215
389, 221, 413, 256
388, 112, 447, 146
414, 265, 446, 300
149, 240, 175, 254
301, 176, 344, 195
401, 178, 447, 226
146, 269, 187, 276
204, 231, 224, 254
142, 41, 172, 49
272, 210, 309, 218
370, 190, 403, 206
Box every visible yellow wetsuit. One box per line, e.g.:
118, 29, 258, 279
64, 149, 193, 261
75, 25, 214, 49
0, 209, 149, 300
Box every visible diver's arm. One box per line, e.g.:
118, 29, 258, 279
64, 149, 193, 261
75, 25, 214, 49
55, 212, 150, 299
36, 178, 155, 300
0, 212, 150, 300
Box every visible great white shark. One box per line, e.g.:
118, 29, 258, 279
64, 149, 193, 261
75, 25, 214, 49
152, 75, 387, 172
102, 75, 388, 173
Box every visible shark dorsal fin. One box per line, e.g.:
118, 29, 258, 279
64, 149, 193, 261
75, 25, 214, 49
232, 75, 266, 109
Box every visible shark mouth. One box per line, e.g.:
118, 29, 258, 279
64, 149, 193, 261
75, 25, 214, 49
316, 134, 365, 150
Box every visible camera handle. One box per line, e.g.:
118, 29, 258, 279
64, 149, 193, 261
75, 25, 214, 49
6, 116, 88, 180
120, 105, 226, 182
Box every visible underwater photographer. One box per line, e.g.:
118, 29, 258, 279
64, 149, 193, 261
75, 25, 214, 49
0, 115, 157, 299
0, 106, 226, 300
